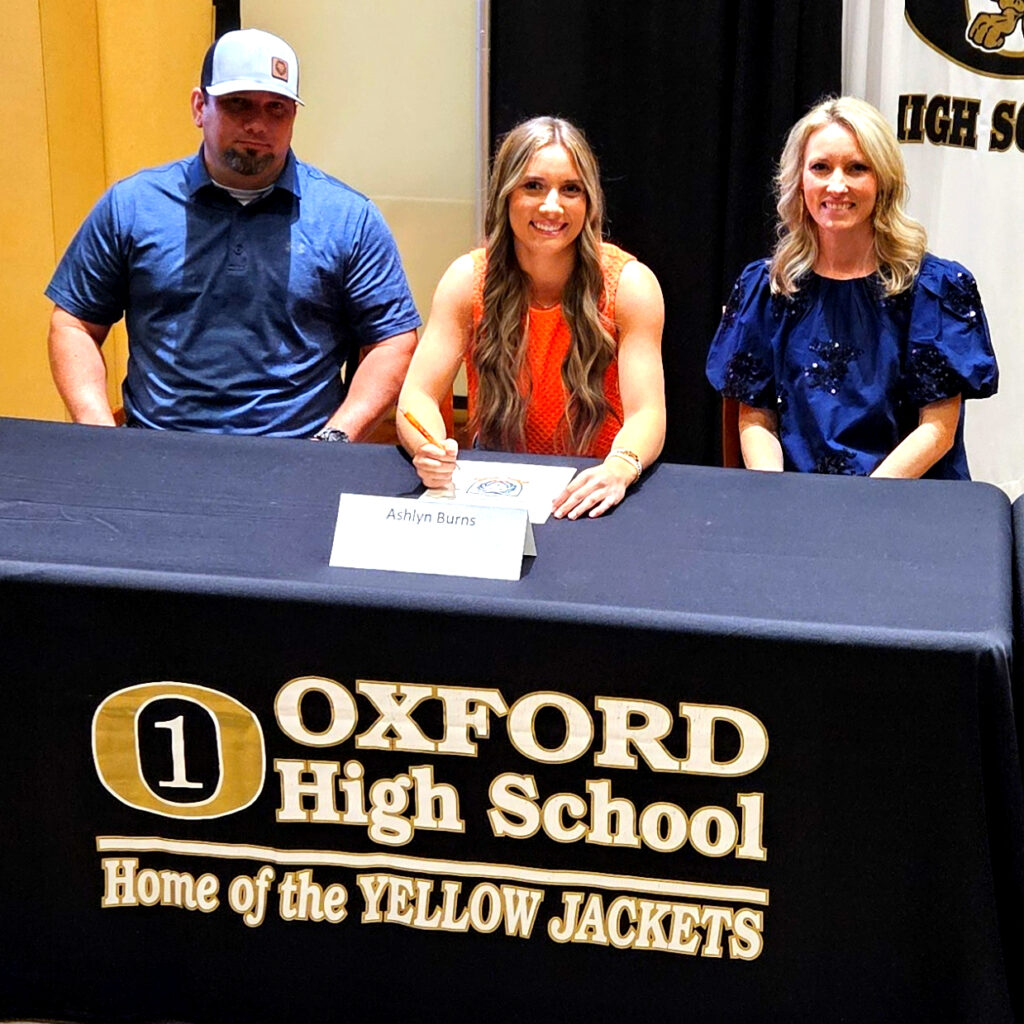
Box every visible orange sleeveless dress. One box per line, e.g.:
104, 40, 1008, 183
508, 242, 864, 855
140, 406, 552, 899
466, 243, 635, 457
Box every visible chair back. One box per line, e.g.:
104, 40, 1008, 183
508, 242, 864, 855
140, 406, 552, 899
721, 397, 741, 468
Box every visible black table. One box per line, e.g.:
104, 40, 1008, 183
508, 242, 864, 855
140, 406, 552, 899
0, 417, 1021, 1023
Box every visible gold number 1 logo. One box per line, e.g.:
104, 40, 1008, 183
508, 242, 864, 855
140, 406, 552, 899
92, 682, 265, 819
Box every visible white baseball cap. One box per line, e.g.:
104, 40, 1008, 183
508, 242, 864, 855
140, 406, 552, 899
201, 28, 303, 105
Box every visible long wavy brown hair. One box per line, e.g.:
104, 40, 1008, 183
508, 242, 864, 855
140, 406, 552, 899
474, 116, 617, 453
771, 96, 927, 297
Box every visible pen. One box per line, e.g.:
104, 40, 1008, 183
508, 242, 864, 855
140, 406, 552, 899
401, 408, 460, 471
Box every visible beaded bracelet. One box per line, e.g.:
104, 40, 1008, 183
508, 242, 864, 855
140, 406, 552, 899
607, 448, 643, 484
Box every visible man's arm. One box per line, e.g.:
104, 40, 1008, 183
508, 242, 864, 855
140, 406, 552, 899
320, 329, 418, 440
48, 306, 116, 426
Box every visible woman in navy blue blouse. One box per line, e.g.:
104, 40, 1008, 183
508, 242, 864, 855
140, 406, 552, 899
706, 96, 997, 478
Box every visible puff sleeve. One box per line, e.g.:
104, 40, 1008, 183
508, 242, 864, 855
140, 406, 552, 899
904, 256, 998, 405
705, 260, 777, 408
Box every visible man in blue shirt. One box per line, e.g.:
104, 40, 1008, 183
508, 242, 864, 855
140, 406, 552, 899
46, 29, 420, 439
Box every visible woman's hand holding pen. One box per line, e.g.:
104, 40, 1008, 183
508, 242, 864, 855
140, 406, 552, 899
413, 437, 459, 489
403, 408, 460, 490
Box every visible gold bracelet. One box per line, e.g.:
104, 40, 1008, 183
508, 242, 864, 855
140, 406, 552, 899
607, 448, 642, 483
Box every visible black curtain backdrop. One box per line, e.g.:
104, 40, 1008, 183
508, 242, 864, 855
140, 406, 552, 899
214, 0, 240, 36
490, 0, 842, 465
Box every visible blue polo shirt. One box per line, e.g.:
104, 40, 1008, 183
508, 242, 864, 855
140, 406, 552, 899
46, 150, 421, 436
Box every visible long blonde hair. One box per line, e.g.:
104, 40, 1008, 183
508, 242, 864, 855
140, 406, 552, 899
771, 96, 926, 297
474, 116, 617, 453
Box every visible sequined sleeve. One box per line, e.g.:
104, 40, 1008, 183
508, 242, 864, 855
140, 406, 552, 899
705, 260, 777, 408
904, 256, 998, 405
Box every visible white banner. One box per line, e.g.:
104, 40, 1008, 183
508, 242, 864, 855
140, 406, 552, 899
844, 1, 1024, 491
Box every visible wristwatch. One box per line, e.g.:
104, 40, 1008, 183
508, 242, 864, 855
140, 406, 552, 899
311, 427, 350, 443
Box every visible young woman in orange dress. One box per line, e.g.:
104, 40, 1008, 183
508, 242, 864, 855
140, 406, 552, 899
397, 116, 665, 519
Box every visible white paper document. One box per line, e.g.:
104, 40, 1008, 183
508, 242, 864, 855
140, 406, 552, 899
422, 460, 577, 524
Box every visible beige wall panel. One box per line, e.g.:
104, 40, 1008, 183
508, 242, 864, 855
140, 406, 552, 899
1, 1, 66, 420
242, 0, 480, 397
372, 197, 477, 320
244, 0, 478, 200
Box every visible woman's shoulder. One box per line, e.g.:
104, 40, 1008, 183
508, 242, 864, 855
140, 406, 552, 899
706, 257, 778, 403
737, 257, 773, 286
429, 251, 479, 314
913, 252, 983, 307
600, 242, 666, 284
461, 247, 487, 284
906, 252, 985, 322
437, 250, 479, 287
901, 253, 997, 401
914, 252, 979, 291
721, 258, 775, 317
616, 261, 664, 325
598, 243, 664, 323
598, 241, 637, 271
465, 248, 488, 313
720, 258, 774, 306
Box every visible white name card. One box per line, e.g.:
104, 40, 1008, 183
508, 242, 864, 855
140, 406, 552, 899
329, 494, 535, 581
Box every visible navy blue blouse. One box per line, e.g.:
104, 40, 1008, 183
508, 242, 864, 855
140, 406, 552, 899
705, 254, 998, 478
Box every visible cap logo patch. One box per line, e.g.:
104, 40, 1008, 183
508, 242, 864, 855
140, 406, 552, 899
272, 57, 289, 81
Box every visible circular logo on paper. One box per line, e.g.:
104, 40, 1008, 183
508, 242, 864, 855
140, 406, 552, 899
906, 1, 1024, 77
466, 477, 524, 497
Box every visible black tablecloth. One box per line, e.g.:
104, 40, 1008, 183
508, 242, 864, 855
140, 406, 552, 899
0, 417, 1021, 1023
